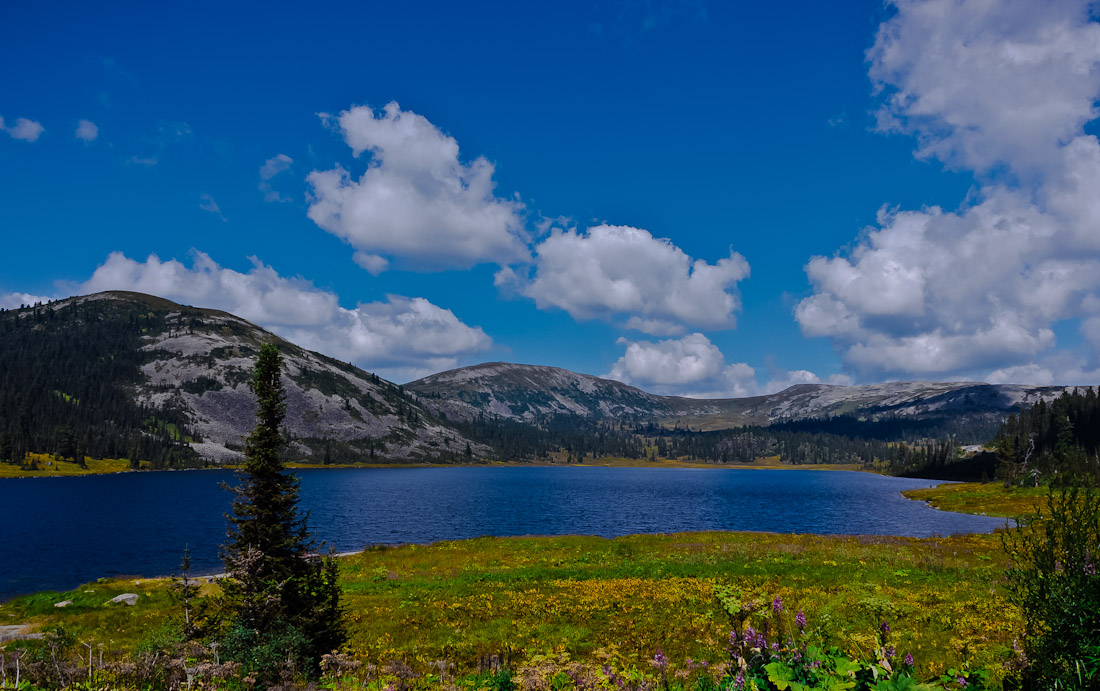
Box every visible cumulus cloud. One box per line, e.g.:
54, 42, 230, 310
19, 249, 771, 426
198, 193, 227, 222
307, 102, 528, 272
75, 120, 98, 142
607, 333, 758, 397
510, 224, 750, 335
605, 333, 844, 398
0, 291, 53, 309
1, 116, 44, 142
259, 153, 293, 202
796, 0, 1100, 384
78, 251, 491, 380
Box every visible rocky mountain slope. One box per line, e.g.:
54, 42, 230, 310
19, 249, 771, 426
408, 362, 1072, 430
406, 362, 686, 421
0, 291, 482, 464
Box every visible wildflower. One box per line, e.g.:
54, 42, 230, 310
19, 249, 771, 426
957, 677, 968, 688
772, 596, 784, 612
904, 653, 914, 667
743, 626, 757, 645
1085, 562, 1097, 576
886, 646, 895, 659
733, 670, 746, 690
653, 648, 667, 671
796, 609, 806, 630
880, 620, 891, 636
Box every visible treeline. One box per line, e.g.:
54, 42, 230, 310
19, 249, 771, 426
0, 300, 199, 469
994, 387, 1100, 485
452, 414, 646, 462
453, 410, 968, 477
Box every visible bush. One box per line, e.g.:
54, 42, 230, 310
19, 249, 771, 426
219, 621, 311, 686
1002, 484, 1100, 688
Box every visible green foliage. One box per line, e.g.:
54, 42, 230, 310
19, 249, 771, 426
1002, 484, 1100, 688
0, 298, 199, 468
221, 343, 345, 676
220, 621, 311, 684
456, 669, 516, 691
995, 387, 1100, 485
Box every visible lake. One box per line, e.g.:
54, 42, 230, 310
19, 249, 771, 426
0, 466, 1008, 599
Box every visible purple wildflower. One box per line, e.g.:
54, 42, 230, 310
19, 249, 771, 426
904, 653, 914, 667
1085, 562, 1097, 576
733, 670, 745, 690
771, 642, 780, 653
880, 620, 891, 636
796, 609, 806, 630
744, 626, 757, 645
772, 596, 784, 612
886, 646, 896, 659
957, 677, 968, 688
653, 648, 667, 670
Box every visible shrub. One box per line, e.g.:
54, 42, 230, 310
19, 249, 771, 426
1002, 484, 1100, 688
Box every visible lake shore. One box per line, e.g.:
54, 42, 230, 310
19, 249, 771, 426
0, 452, 869, 479
0, 528, 1021, 686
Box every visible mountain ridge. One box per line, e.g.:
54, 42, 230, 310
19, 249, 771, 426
0, 291, 1084, 467
407, 361, 1075, 431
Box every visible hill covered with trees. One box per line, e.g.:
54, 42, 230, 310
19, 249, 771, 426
0, 292, 483, 468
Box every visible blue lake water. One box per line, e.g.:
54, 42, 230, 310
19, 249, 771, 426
0, 466, 1008, 599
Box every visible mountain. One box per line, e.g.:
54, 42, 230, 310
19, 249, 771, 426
408, 362, 1071, 430
0, 292, 483, 465
406, 362, 685, 421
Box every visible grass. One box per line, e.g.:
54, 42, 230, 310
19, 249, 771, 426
0, 453, 132, 478
0, 529, 1023, 687
902, 482, 1047, 518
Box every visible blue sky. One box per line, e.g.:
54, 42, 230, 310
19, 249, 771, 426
3, 0, 1100, 393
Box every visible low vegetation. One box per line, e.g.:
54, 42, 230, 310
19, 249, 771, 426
0, 529, 1023, 689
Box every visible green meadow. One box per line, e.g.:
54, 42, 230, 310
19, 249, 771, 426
1, 480, 1036, 689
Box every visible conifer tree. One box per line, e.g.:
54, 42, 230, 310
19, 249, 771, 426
221, 343, 344, 674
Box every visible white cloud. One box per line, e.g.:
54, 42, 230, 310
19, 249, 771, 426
607, 333, 758, 397
763, 369, 853, 394
1, 116, 44, 142
605, 332, 847, 397
198, 193, 227, 222
796, 0, 1100, 383
78, 251, 491, 381
869, 0, 1100, 177
307, 102, 528, 272
513, 224, 750, 335
0, 292, 53, 309
259, 153, 293, 202
987, 364, 1055, 386
75, 120, 98, 142
126, 155, 157, 166
260, 153, 293, 180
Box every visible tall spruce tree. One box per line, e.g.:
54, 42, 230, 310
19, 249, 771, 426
221, 343, 344, 675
